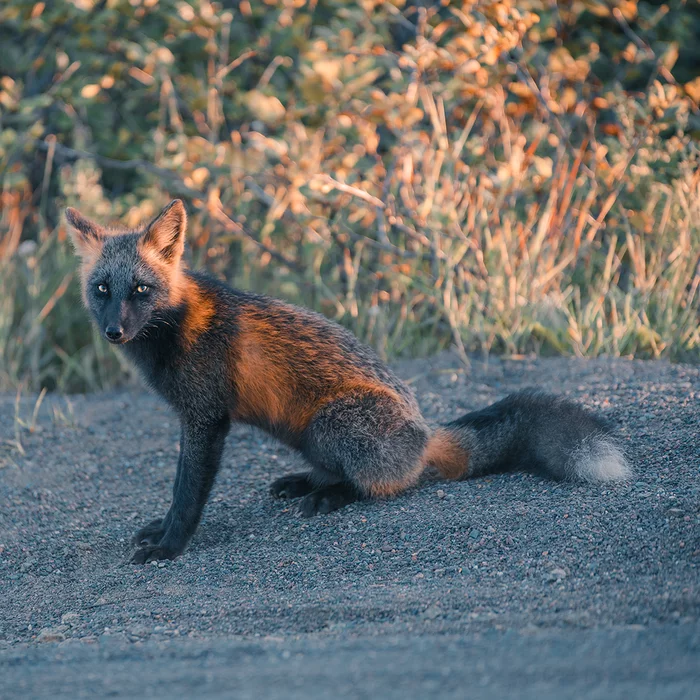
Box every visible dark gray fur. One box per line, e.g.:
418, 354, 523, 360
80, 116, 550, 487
445, 390, 631, 482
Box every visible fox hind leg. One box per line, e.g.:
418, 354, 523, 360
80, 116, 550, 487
298, 390, 428, 516
270, 460, 346, 499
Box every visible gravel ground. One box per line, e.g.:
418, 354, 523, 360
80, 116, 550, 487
1, 353, 698, 698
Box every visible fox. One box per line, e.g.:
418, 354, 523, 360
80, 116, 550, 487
65, 200, 631, 563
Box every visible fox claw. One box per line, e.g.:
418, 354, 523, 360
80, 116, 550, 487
130, 544, 180, 564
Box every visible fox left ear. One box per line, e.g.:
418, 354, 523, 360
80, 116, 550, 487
65, 207, 105, 258
141, 199, 187, 263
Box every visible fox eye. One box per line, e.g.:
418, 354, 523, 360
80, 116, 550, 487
97, 284, 108, 294
136, 284, 149, 294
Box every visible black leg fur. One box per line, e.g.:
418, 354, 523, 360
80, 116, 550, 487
131, 518, 165, 546
131, 415, 230, 563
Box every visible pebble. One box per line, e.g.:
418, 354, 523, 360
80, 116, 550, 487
61, 612, 80, 625
36, 628, 66, 643
424, 605, 441, 620
20, 557, 37, 573
548, 568, 568, 582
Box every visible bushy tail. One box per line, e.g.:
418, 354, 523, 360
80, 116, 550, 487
423, 390, 630, 483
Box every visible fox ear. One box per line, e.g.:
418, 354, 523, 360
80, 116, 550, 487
65, 207, 105, 258
141, 199, 187, 263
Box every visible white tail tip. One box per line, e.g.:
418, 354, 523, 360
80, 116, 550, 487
568, 434, 632, 483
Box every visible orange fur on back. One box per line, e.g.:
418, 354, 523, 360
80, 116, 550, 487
422, 428, 469, 479
230, 307, 404, 436
233, 329, 300, 429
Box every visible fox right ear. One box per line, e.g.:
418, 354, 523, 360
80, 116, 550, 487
65, 207, 105, 258
141, 199, 187, 264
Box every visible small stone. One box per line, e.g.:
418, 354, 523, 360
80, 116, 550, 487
548, 568, 567, 582
58, 638, 81, 648
380, 544, 393, 552
437, 490, 446, 499
61, 612, 79, 625
424, 604, 441, 620
20, 557, 37, 573
469, 529, 480, 539
36, 628, 65, 643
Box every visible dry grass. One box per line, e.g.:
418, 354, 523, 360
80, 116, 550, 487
1, 0, 699, 391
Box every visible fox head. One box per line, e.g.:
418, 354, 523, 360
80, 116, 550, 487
65, 200, 187, 344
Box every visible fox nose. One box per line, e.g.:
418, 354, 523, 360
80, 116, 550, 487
105, 326, 124, 342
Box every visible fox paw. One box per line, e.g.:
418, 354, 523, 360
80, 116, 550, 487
270, 473, 315, 499
299, 484, 358, 518
131, 518, 166, 546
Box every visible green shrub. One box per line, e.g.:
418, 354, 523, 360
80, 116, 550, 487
1, 0, 699, 391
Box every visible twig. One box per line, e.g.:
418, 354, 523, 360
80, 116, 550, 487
336, 221, 422, 259
215, 50, 256, 84
39, 134, 57, 222
257, 56, 291, 90
316, 175, 385, 208
610, 6, 698, 113
376, 159, 395, 245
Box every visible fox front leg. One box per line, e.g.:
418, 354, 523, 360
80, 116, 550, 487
131, 415, 230, 563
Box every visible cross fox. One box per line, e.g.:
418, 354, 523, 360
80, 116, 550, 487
66, 200, 630, 562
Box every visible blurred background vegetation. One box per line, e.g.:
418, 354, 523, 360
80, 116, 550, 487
1, 0, 699, 392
